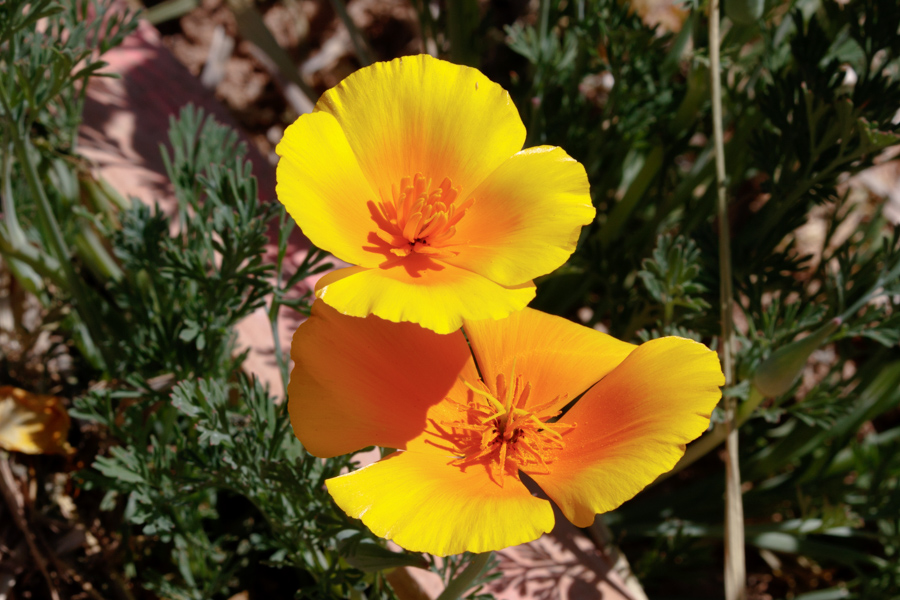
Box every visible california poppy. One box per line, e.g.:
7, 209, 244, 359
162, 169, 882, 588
276, 55, 595, 334
290, 301, 724, 556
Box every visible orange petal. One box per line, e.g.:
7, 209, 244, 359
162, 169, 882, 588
276, 111, 382, 267
289, 301, 479, 458
315, 55, 526, 202
462, 308, 637, 415
445, 146, 595, 286
0, 386, 72, 455
326, 451, 554, 556
314, 258, 536, 335
529, 337, 723, 526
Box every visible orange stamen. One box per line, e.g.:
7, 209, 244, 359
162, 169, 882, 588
441, 374, 575, 486
377, 173, 474, 258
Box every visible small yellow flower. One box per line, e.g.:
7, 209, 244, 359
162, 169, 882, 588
289, 301, 724, 556
0, 386, 73, 455
276, 55, 595, 334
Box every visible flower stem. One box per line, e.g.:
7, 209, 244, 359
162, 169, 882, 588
709, 2, 746, 599
436, 552, 491, 600
269, 209, 291, 396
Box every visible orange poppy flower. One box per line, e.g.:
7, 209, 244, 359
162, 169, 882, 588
290, 301, 724, 556
276, 55, 595, 334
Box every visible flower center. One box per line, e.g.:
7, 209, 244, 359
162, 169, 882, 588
442, 372, 574, 486
373, 173, 474, 258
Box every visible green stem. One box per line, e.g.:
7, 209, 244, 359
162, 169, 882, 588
268, 210, 291, 396
663, 298, 674, 331
0, 227, 65, 288
538, 0, 551, 43
0, 139, 63, 288
839, 256, 900, 322
524, 0, 553, 147
436, 553, 491, 600
709, 2, 746, 599
598, 144, 665, 249
0, 85, 110, 370
329, 0, 372, 66
447, 0, 479, 66
410, 0, 438, 56
1, 141, 27, 246
269, 298, 289, 396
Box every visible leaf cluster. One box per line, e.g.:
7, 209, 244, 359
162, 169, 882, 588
0, 0, 136, 151
637, 234, 711, 336
1, 0, 138, 372
63, 107, 389, 598
105, 106, 277, 380
74, 375, 385, 599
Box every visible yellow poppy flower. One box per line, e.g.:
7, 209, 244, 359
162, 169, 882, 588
290, 301, 725, 556
276, 55, 595, 334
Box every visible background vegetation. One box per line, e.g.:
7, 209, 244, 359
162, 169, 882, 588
1, 0, 899, 598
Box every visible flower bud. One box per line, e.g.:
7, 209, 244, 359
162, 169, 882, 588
752, 318, 842, 397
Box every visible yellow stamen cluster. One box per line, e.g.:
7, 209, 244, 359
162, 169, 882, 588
375, 173, 474, 258
443, 372, 574, 486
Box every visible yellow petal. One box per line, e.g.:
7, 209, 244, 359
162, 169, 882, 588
462, 308, 636, 415
314, 258, 536, 335
445, 146, 595, 286
276, 111, 382, 267
530, 337, 724, 527
315, 55, 526, 201
289, 301, 479, 458
0, 386, 72, 455
326, 451, 554, 557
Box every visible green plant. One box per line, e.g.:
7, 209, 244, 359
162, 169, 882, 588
3, 0, 900, 598
503, 0, 900, 597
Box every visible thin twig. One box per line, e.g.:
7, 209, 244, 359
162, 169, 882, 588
0, 457, 61, 600
709, 2, 747, 599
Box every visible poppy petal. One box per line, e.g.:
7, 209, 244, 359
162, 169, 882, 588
445, 146, 595, 286
314, 259, 536, 335
0, 387, 72, 456
530, 337, 724, 527
326, 451, 554, 557
315, 55, 526, 202
289, 301, 478, 458
462, 308, 636, 415
276, 111, 381, 267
